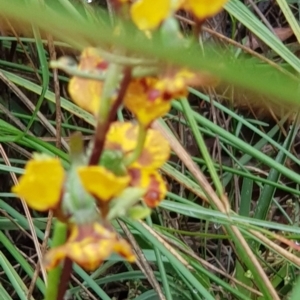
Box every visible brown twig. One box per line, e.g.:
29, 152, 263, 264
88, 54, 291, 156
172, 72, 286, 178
47, 34, 62, 150
27, 211, 53, 299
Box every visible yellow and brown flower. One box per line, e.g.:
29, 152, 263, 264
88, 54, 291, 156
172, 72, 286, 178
12, 155, 130, 216
105, 121, 170, 169
129, 0, 229, 31
68, 47, 108, 114
44, 222, 135, 271
78, 166, 130, 202
67, 48, 214, 125
129, 168, 167, 207
105, 121, 170, 207
124, 70, 196, 126
123, 77, 172, 127
78, 165, 130, 217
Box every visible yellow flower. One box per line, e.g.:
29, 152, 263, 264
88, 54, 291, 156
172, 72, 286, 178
12, 157, 65, 211
124, 69, 217, 126
104, 121, 138, 153
78, 166, 130, 201
105, 122, 170, 169
68, 48, 108, 114
183, 0, 229, 20
78, 165, 130, 218
124, 78, 171, 126
132, 128, 170, 170
68, 48, 204, 125
129, 169, 167, 207
155, 69, 194, 97
130, 0, 179, 31
12, 154, 130, 217
130, 0, 228, 30
124, 71, 193, 126
105, 122, 169, 207
44, 223, 135, 271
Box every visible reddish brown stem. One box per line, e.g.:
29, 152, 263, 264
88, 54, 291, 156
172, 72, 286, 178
56, 258, 73, 300
88, 67, 132, 165
193, 19, 205, 40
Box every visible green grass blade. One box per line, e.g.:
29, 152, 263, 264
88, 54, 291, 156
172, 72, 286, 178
0, 282, 13, 300
172, 101, 300, 185
0, 231, 45, 294
225, 0, 300, 72
0, 252, 34, 300
160, 200, 300, 235
276, 0, 300, 42
145, 216, 173, 300
254, 121, 299, 220
124, 218, 215, 300
290, 275, 300, 300
239, 178, 253, 217
181, 98, 224, 198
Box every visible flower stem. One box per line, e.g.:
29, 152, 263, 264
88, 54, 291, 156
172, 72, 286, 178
50, 59, 157, 80
99, 63, 123, 121
89, 67, 132, 165
56, 259, 73, 300
45, 220, 68, 300
124, 124, 147, 166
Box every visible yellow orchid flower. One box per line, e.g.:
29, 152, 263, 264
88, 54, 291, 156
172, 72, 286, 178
44, 222, 135, 271
129, 168, 167, 207
123, 77, 172, 127
68, 48, 108, 114
104, 121, 138, 153
12, 155, 130, 215
130, 0, 229, 31
105, 122, 170, 169
78, 166, 130, 201
124, 71, 192, 126
183, 0, 229, 20
67, 48, 213, 126
12, 157, 65, 211
105, 122, 170, 207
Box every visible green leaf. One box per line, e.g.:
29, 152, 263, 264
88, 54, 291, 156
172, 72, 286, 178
107, 187, 146, 220
100, 149, 127, 176
69, 132, 85, 164
128, 206, 151, 220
